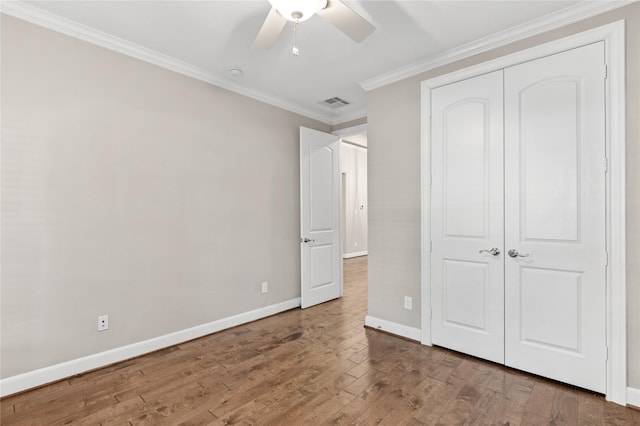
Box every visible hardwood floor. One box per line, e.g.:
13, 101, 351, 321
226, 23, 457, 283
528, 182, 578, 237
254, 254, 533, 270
1, 256, 638, 425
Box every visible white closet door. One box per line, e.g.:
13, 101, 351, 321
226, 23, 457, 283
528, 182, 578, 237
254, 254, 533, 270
431, 70, 505, 364
504, 42, 607, 392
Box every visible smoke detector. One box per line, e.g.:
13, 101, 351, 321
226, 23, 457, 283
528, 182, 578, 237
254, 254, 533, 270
229, 67, 244, 78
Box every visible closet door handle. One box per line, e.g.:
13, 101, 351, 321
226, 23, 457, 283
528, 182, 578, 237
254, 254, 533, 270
508, 249, 529, 258
479, 248, 500, 256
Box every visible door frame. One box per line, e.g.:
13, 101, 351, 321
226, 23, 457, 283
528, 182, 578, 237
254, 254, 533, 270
420, 22, 626, 404
300, 122, 366, 300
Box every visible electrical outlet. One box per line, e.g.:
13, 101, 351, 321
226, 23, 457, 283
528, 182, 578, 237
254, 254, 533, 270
97, 315, 109, 331
404, 296, 412, 310
261, 282, 268, 294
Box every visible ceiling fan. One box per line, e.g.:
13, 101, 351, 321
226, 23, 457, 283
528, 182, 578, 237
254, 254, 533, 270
254, 0, 375, 54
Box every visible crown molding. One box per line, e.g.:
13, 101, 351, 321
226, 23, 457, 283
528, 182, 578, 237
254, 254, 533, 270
0, 0, 347, 125
360, 0, 635, 92
332, 123, 367, 138
329, 108, 367, 126
6, 0, 630, 122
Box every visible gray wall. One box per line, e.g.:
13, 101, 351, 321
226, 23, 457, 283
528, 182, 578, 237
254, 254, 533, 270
367, 3, 640, 388
0, 15, 330, 378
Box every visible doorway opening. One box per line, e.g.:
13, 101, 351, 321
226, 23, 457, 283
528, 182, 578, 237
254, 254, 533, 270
334, 125, 368, 296
340, 138, 367, 260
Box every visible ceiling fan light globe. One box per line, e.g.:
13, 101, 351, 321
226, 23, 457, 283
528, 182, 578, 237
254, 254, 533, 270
268, 0, 327, 22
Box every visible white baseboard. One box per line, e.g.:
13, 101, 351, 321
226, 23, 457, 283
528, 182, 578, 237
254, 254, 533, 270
364, 315, 421, 341
0, 298, 301, 397
628, 387, 640, 408
343, 251, 368, 259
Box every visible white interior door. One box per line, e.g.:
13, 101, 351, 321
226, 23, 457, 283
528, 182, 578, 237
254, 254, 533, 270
300, 127, 341, 309
430, 70, 505, 364
504, 42, 607, 393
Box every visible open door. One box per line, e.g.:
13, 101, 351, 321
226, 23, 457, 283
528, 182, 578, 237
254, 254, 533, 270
300, 127, 341, 308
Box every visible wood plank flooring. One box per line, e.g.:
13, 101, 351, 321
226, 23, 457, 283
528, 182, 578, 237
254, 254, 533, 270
1, 256, 639, 425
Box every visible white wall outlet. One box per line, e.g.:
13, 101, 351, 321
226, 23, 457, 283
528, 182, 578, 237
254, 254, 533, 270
97, 314, 109, 331
404, 296, 412, 310
261, 282, 268, 294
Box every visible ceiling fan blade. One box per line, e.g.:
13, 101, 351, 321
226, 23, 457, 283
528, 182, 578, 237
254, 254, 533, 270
316, 0, 375, 43
253, 7, 287, 49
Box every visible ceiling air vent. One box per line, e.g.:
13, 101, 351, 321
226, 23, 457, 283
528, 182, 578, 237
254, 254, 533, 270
320, 96, 352, 109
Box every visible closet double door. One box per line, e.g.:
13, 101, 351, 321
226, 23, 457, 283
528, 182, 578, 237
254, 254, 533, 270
430, 42, 607, 393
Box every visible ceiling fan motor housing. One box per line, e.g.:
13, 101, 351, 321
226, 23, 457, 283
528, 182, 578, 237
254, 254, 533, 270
269, 0, 328, 21
255, 0, 375, 50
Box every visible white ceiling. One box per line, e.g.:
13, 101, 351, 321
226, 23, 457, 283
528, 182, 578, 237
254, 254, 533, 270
3, 1, 630, 124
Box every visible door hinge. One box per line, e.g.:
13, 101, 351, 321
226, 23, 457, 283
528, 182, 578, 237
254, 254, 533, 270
604, 157, 609, 173
430, 241, 433, 253
604, 64, 608, 79
605, 345, 609, 361
605, 250, 609, 266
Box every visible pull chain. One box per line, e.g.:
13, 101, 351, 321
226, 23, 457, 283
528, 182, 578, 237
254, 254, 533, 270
292, 20, 299, 56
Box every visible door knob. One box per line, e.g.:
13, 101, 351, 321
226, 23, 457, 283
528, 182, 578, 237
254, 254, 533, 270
479, 248, 501, 256
300, 238, 315, 243
508, 249, 529, 258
